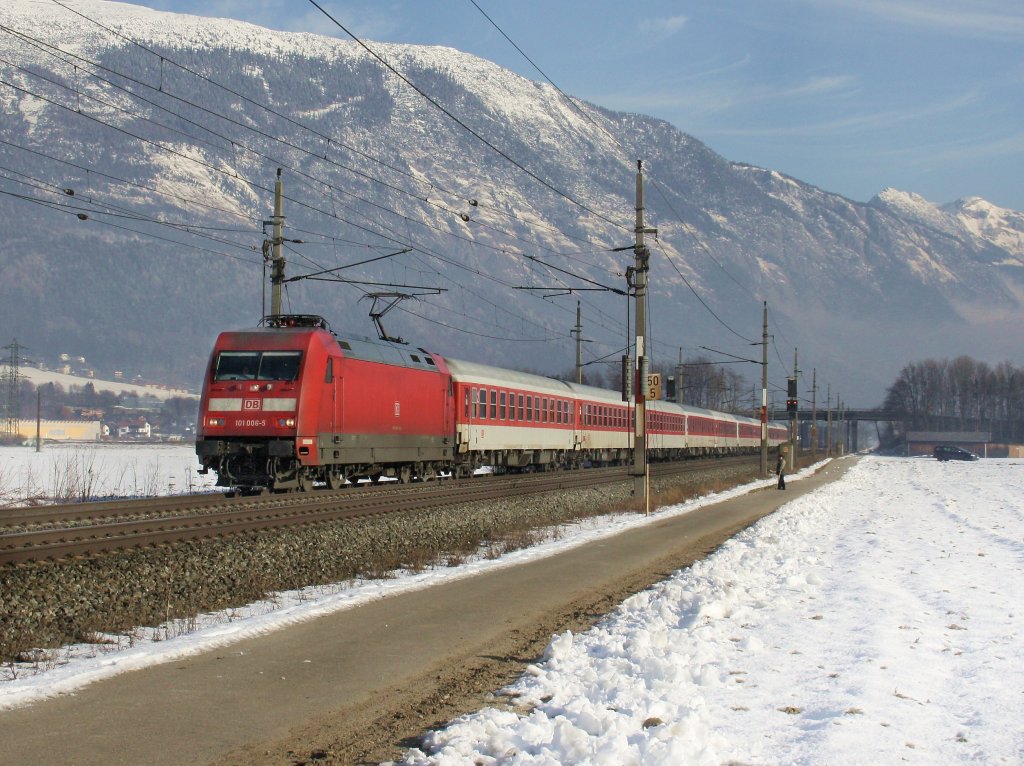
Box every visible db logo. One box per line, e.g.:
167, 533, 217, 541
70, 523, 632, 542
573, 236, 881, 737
243, 399, 262, 411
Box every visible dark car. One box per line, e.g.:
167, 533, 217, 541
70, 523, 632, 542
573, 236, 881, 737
933, 445, 979, 461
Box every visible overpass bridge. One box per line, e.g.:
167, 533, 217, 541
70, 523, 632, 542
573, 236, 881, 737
784, 407, 895, 453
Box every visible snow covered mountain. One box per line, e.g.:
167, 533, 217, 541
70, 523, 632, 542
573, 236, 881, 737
872, 189, 1024, 265
0, 0, 1020, 404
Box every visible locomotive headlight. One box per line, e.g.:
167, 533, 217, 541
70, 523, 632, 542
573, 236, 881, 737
277, 417, 296, 428
207, 417, 225, 427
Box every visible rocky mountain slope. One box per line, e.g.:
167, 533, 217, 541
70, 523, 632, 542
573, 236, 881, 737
0, 0, 1020, 405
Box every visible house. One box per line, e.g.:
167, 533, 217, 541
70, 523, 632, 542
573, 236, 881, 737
116, 417, 152, 439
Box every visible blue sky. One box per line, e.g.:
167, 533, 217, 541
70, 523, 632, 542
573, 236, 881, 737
138, 0, 1023, 210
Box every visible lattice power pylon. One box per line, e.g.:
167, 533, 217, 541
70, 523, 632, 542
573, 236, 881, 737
3, 339, 26, 438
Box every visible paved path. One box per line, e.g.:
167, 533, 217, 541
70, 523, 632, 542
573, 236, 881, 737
0, 459, 853, 765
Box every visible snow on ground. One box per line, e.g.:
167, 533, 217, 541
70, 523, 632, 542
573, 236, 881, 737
0, 456, 816, 706
2, 455, 1022, 766
19, 367, 197, 401
398, 456, 1024, 765
0, 443, 217, 504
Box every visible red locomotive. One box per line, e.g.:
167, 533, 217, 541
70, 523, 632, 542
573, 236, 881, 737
196, 315, 789, 491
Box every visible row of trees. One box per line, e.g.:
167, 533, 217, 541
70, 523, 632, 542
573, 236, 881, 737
883, 356, 1024, 442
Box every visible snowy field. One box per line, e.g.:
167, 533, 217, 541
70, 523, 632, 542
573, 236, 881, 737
0, 444, 217, 505
1, 455, 1022, 765
398, 456, 1024, 765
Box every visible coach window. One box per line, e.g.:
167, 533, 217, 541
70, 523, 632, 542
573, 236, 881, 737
500, 391, 507, 420
526, 395, 533, 421
518, 394, 524, 420
541, 397, 548, 423
481, 389, 488, 420
490, 389, 497, 419
535, 397, 541, 422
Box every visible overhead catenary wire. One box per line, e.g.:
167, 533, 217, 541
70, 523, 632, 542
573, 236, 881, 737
458, 2, 768, 361
4, 5, 628, 358
12, 1, 630, 339
464, 0, 634, 172
0, 165, 259, 240
23, 6, 615, 249
0, 137, 255, 223
0, 187, 261, 265
2, 24, 631, 303
304, 0, 628, 232
9, 0, 747, 360
652, 240, 755, 344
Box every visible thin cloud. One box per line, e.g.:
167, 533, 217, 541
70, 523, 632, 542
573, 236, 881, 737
593, 71, 856, 119
800, 0, 1024, 38
709, 91, 982, 138
637, 15, 689, 45
780, 75, 858, 98
903, 130, 1024, 167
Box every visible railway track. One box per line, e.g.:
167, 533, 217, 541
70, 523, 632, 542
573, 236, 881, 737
0, 456, 758, 565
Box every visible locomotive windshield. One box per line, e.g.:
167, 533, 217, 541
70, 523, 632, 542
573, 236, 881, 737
214, 351, 302, 381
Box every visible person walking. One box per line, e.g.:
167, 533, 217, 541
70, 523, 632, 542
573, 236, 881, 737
776, 451, 786, 490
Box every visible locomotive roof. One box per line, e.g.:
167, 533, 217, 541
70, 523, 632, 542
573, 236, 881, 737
335, 333, 441, 372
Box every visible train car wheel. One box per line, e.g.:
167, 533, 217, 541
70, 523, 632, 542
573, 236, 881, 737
398, 466, 412, 484
326, 471, 345, 490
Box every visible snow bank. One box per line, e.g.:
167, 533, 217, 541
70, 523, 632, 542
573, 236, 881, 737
401, 456, 1024, 764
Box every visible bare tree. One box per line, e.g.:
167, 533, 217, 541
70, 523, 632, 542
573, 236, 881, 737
884, 356, 1024, 441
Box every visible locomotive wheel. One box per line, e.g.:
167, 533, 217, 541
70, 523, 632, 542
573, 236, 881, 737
398, 466, 412, 484
326, 470, 345, 490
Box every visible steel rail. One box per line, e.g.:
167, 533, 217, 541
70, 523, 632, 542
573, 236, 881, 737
0, 456, 758, 565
